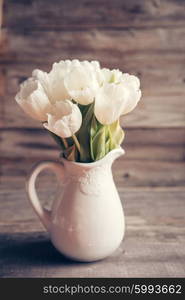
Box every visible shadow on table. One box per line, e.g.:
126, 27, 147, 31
0, 232, 82, 274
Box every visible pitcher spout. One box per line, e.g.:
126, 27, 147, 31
105, 147, 125, 163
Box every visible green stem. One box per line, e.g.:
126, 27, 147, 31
72, 134, 81, 154
62, 138, 68, 149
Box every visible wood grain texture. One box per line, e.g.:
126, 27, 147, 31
4, 0, 185, 30
1, 26, 185, 128
0, 233, 185, 278
0, 0, 185, 278
1, 128, 185, 188
2, 77, 185, 128
1, 128, 185, 161
5, 93, 185, 128
3, 28, 185, 64
1, 158, 185, 190
0, 188, 185, 277
0, 0, 3, 33
2, 186, 185, 232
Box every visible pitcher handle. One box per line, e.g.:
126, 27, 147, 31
26, 161, 65, 231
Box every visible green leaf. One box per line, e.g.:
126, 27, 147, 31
90, 117, 125, 161
77, 103, 95, 162
90, 113, 99, 139
108, 120, 125, 150
90, 116, 106, 161
46, 105, 124, 163
105, 126, 111, 155
46, 129, 78, 161
91, 123, 106, 161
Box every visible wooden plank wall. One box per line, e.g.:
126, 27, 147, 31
0, 0, 185, 191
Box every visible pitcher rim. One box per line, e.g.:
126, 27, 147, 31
60, 146, 125, 168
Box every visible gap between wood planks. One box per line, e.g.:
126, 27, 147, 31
3, 0, 185, 31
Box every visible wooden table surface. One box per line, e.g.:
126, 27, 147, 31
0, 0, 185, 278
0, 180, 185, 278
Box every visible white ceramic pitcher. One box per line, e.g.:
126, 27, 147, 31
27, 147, 125, 262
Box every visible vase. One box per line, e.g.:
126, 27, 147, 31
27, 147, 125, 262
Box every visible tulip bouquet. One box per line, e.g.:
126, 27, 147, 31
15, 60, 141, 162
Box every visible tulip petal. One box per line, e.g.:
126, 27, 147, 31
15, 78, 52, 121
32, 69, 51, 95
33, 68, 71, 103
43, 100, 82, 138
121, 89, 141, 115
94, 83, 129, 125
49, 63, 71, 102
120, 74, 141, 115
64, 64, 99, 105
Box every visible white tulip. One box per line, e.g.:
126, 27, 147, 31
33, 60, 102, 105
101, 68, 123, 84
33, 67, 71, 103
43, 100, 82, 138
55, 59, 101, 75
16, 60, 141, 129
63, 60, 100, 105
120, 73, 141, 115
94, 71, 141, 124
94, 83, 130, 125
15, 78, 52, 121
